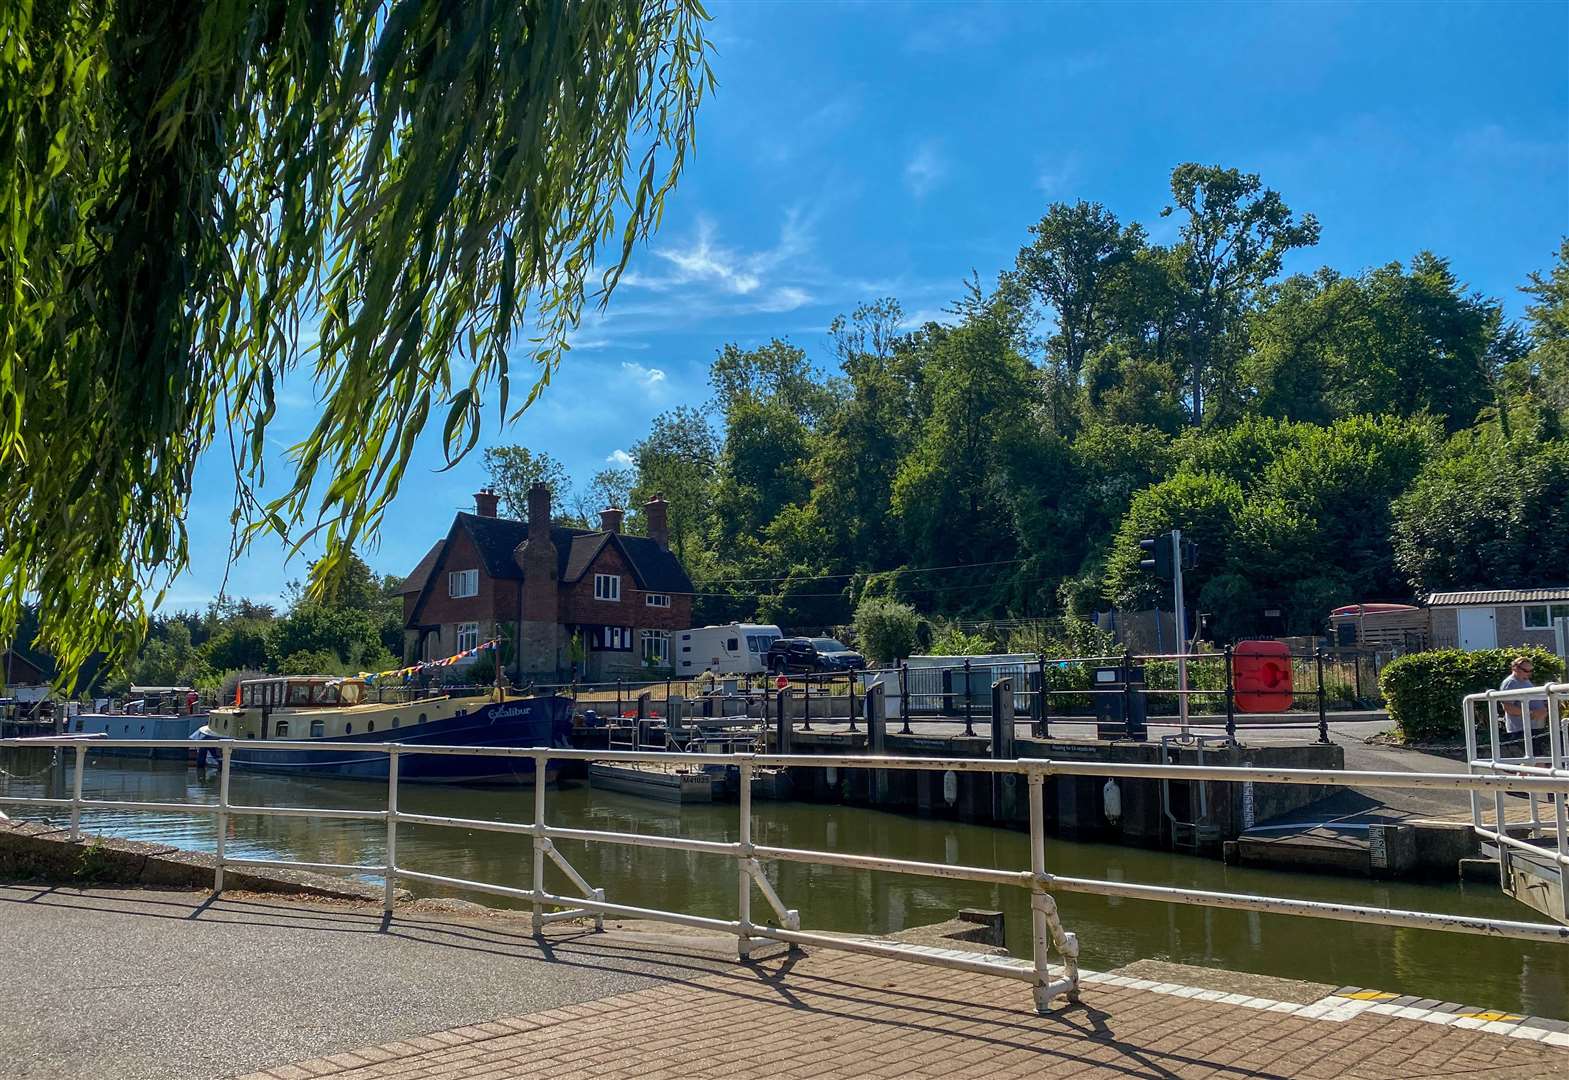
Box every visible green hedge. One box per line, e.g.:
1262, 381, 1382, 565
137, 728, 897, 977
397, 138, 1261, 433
1379, 647, 1563, 742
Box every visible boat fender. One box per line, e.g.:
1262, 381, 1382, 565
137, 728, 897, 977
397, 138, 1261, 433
1102, 778, 1123, 825
942, 769, 958, 806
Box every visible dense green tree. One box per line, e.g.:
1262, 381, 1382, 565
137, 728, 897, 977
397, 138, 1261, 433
130, 622, 209, 689
851, 597, 922, 663
630, 406, 720, 565
1499, 239, 1569, 423
482, 447, 573, 520
1246, 255, 1503, 430
1163, 164, 1321, 425
1392, 430, 1569, 596
1103, 472, 1245, 611
2, 1, 713, 685
1011, 201, 1146, 381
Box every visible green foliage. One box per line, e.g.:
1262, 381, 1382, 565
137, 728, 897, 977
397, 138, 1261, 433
483, 447, 574, 521
1380, 647, 1563, 743
130, 622, 209, 689
268, 602, 394, 673
0, 0, 713, 687
852, 598, 922, 664
926, 623, 998, 656
1393, 426, 1569, 595
278, 649, 347, 677
202, 619, 272, 672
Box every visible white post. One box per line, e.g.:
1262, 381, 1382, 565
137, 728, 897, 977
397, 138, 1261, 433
1028, 770, 1052, 1012
738, 756, 753, 961
532, 750, 547, 936
214, 746, 231, 893
1172, 529, 1189, 738
68, 744, 85, 841
384, 747, 399, 913
1547, 690, 1568, 922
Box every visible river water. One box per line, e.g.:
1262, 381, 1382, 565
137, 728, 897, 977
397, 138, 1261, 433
4, 751, 1566, 1019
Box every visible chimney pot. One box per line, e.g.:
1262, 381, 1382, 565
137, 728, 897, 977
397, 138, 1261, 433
473, 488, 500, 518
599, 507, 624, 534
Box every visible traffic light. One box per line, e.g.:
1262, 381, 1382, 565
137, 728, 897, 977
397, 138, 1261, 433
1181, 539, 1198, 570
1139, 533, 1174, 580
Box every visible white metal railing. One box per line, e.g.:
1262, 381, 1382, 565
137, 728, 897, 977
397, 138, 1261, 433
4, 736, 1569, 1016
1464, 681, 1569, 921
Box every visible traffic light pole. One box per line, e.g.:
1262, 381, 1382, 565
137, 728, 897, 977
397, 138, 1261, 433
1172, 528, 1189, 739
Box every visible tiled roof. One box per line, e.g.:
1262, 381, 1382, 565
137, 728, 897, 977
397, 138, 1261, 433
408, 513, 694, 596
1425, 587, 1569, 606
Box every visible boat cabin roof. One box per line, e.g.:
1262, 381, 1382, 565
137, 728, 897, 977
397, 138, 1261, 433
237, 676, 367, 709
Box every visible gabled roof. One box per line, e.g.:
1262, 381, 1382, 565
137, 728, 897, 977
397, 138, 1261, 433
1426, 587, 1569, 607
402, 512, 694, 598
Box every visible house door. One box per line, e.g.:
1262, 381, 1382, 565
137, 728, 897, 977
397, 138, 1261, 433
1457, 608, 1497, 651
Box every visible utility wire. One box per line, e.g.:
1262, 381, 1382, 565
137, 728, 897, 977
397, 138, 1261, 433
694, 556, 1029, 587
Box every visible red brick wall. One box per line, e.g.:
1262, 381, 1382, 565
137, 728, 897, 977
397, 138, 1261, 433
558, 543, 690, 631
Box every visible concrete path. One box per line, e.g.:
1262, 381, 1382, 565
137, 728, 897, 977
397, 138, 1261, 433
5, 886, 1566, 1080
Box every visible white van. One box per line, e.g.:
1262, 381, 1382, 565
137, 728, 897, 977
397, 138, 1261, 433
675, 623, 783, 676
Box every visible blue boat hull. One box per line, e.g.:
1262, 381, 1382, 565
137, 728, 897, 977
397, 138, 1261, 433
200, 696, 573, 784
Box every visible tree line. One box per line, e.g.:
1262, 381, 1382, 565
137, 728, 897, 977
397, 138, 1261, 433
490, 164, 1568, 643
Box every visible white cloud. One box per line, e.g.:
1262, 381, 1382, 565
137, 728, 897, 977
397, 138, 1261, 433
606, 449, 634, 467
904, 141, 947, 198
628, 211, 812, 298
620, 361, 667, 389
1035, 153, 1082, 197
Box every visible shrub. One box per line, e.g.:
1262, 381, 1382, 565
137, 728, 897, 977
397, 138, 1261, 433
926, 622, 997, 657
852, 597, 921, 664
1379, 647, 1563, 743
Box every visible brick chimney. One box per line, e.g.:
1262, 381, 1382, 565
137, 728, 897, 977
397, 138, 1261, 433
526, 481, 552, 539
598, 507, 624, 534
473, 487, 499, 518
644, 493, 669, 551
514, 481, 560, 678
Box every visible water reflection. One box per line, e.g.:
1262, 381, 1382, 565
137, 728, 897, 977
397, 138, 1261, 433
3, 750, 1566, 1018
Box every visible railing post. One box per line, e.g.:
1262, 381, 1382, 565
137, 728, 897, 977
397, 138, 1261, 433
1034, 653, 1046, 739
1122, 652, 1134, 741
738, 756, 754, 961
1224, 644, 1236, 743
963, 658, 975, 737
848, 673, 858, 733
384, 747, 400, 913
1316, 647, 1329, 744
802, 676, 813, 731
1027, 765, 1078, 1011
68, 744, 85, 841
214, 745, 231, 893
899, 662, 912, 735
532, 749, 548, 935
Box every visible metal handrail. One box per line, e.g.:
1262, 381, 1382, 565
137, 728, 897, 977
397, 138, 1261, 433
1462, 684, 1569, 922
4, 734, 1569, 1016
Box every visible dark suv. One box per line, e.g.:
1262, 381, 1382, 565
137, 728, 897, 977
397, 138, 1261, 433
765, 637, 866, 674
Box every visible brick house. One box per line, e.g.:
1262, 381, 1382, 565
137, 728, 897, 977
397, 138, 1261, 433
399, 484, 695, 681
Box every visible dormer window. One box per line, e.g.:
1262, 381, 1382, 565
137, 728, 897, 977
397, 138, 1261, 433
448, 569, 479, 598
594, 574, 621, 601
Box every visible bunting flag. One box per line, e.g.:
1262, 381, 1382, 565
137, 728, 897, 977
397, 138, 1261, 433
359, 639, 500, 684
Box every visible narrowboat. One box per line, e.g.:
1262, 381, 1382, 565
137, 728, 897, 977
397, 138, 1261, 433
193, 675, 571, 784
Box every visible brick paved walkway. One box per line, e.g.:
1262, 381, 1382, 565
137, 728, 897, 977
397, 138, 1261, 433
236, 941, 1569, 1080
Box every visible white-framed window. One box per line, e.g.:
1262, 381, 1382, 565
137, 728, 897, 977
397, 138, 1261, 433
1523, 604, 1569, 629
645, 593, 671, 608
594, 573, 621, 601
456, 621, 480, 652
642, 630, 671, 665
448, 568, 479, 598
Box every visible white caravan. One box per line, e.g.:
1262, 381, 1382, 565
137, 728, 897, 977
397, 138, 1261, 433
675, 623, 783, 676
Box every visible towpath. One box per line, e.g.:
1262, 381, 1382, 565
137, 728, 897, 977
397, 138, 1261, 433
3, 885, 1565, 1080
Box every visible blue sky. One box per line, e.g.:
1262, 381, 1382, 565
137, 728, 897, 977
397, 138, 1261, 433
174, 0, 1569, 610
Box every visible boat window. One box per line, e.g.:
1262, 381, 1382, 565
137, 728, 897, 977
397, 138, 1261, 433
345, 722, 353, 735
311, 682, 338, 705
392, 716, 400, 729
221, 718, 229, 731
340, 682, 364, 706
275, 721, 289, 738
246, 734, 255, 739
288, 682, 312, 706
310, 720, 325, 738
242, 685, 253, 707
419, 713, 427, 725
74, 719, 84, 732
367, 721, 375, 732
